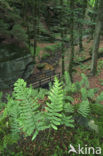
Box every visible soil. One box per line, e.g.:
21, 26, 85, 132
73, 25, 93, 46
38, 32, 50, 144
37, 38, 103, 100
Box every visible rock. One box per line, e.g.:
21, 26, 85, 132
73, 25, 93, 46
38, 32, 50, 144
0, 44, 34, 89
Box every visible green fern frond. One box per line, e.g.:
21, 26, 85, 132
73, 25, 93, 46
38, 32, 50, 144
13, 79, 50, 140
46, 77, 63, 130
96, 92, 103, 103
87, 89, 95, 99
64, 96, 74, 103
10, 105, 20, 135
61, 113, 74, 127
13, 79, 40, 136
80, 73, 89, 88
81, 88, 87, 100
63, 102, 74, 113
78, 100, 90, 118
64, 72, 77, 93
64, 71, 72, 87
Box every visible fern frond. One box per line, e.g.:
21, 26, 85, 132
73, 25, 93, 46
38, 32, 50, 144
64, 96, 74, 103
87, 89, 95, 99
45, 77, 63, 130
78, 100, 90, 118
61, 113, 74, 127
64, 71, 72, 87
96, 92, 103, 103
64, 72, 77, 93
80, 73, 89, 88
63, 102, 74, 113
64, 71, 72, 93
81, 88, 87, 100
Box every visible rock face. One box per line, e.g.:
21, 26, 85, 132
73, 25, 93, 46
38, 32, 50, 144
0, 44, 34, 90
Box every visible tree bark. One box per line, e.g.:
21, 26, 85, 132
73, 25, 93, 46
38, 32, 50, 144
90, 0, 99, 40
60, 0, 65, 76
78, 0, 87, 52
90, 0, 103, 75
68, 0, 74, 82
33, 0, 38, 63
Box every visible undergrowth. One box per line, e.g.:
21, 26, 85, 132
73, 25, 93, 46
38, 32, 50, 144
0, 72, 103, 155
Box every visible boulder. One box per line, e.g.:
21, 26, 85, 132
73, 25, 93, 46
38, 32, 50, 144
0, 44, 34, 89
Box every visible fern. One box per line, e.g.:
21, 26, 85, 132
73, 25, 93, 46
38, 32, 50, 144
2, 72, 99, 141
38, 88, 48, 99
9, 100, 20, 136
96, 92, 103, 103
81, 88, 87, 100
61, 113, 74, 127
45, 77, 63, 130
14, 80, 39, 137
64, 71, 77, 93
87, 88, 95, 99
80, 73, 89, 89
63, 102, 74, 113
78, 100, 90, 118
64, 71, 72, 88
0, 92, 6, 111
14, 79, 50, 140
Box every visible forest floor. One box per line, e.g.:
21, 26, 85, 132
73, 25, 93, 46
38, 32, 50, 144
1, 39, 103, 156
73, 39, 103, 93
37, 38, 103, 98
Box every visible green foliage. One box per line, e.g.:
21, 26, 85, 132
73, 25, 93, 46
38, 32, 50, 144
30, 46, 42, 58
99, 48, 103, 54
78, 100, 90, 118
0, 94, 19, 154
97, 60, 103, 74
0, 20, 9, 36
63, 72, 103, 132
96, 92, 103, 103
0, 92, 6, 111
46, 77, 63, 130
2, 76, 74, 141
64, 71, 77, 93
80, 73, 89, 88
1, 72, 103, 155
42, 52, 50, 60
88, 0, 96, 7
44, 43, 61, 55
11, 24, 28, 42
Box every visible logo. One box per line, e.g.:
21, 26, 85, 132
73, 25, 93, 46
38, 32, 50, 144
68, 144, 101, 155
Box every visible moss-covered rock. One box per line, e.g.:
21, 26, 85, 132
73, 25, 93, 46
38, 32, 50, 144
0, 44, 34, 89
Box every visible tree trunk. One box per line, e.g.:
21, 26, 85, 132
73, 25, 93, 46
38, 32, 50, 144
33, 0, 38, 63
68, 0, 74, 82
90, 0, 99, 40
78, 0, 87, 52
90, 0, 103, 75
60, 0, 65, 76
